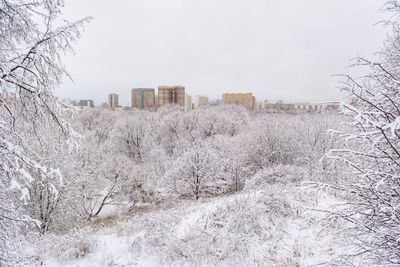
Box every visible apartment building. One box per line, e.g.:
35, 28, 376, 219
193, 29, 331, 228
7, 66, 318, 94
185, 94, 192, 112
158, 85, 185, 107
108, 93, 119, 109
131, 88, 156, 109
194, 95, 209, 108
222, 92, 256, 109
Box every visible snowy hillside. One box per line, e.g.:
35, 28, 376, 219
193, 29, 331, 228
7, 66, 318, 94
33, 180, 351, 267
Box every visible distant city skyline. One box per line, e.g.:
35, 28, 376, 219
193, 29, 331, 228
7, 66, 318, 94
57, 0, 386, 106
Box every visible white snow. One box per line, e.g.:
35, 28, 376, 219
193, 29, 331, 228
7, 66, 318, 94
39, 185, 352, 267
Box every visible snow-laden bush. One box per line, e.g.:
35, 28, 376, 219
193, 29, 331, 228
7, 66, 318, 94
244, 165, 308, 191
178, 196, 291, 265
134, 192, 295, 266
108, 186, 345, 266
33, 230, 95, 263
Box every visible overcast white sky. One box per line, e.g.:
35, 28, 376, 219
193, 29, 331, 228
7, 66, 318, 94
58, 0, 386, 106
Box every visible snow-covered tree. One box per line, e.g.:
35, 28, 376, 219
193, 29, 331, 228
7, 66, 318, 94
220, 105, 249, 137
78, 108, 117, 147
329, 2, 400, 263
295, 113, 340, 176
246, 116, 299, 171
212, 135, 252, 192
181, 111, 200, 142
80, 154, 128, 220
114, 112, 156, 163
198, 107, 228, 138
0, 0, 90, 264
166, 141, 223, 200
159, 107, 183, 155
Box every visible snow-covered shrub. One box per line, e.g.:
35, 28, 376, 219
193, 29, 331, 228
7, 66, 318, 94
33, 231, 95, 263
244, 165, 308, 191
134, 190, 306, 266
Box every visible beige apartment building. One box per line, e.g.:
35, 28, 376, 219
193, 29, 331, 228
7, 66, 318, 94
194, 95, 209, 108
222, 92, 256, 109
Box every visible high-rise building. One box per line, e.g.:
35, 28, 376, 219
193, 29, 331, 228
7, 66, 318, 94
108, 93, 119, 109
194, 95, 209, 108
222, 92, 256, 109
131, 88, 156, 109
158, 85, 185, 107
185, 94, 192, 112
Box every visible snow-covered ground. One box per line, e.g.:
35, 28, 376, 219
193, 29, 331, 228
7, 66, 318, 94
35, 183, 350, 267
